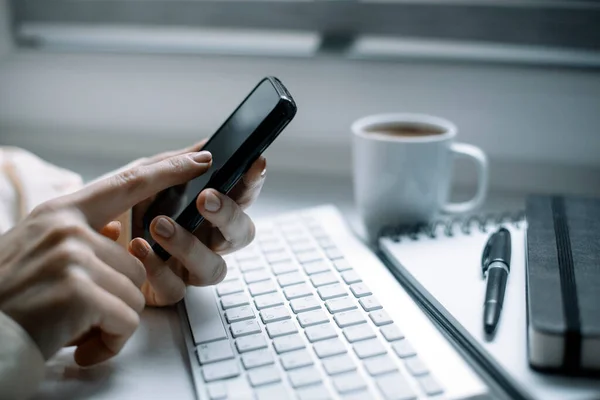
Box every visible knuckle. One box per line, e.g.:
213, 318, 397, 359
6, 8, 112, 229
52, 238, 91, 265
166, 156, 187, 174
114, 167, 146, 192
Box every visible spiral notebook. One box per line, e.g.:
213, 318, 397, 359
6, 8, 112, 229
376, 212, 600, 400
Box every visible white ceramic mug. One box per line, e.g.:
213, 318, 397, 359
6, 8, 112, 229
352, 113, 489, 240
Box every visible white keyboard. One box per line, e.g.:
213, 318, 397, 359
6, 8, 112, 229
180, 206, 488, 400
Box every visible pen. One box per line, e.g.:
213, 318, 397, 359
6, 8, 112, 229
481, 227, 512, 335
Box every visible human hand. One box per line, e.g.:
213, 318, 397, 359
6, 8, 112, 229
126, 142, 267, 306
0, 151, 212, 366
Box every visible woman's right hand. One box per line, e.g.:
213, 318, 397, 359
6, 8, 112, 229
0, 151, 212, 366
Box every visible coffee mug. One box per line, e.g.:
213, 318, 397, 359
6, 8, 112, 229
352, 113, 489, 240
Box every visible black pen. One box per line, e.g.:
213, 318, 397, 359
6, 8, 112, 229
481, 227, 512, 335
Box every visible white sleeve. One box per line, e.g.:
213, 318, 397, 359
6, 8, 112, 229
0, 312, 46, 400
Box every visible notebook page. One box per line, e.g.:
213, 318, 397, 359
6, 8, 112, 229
380, 224, 600, 400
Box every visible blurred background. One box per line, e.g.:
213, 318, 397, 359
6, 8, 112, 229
0, 0, 599, 197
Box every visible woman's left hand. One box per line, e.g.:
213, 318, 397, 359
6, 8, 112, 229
122, 141, 267, 306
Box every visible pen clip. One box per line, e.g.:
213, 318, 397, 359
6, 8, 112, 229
481, 235, 493, 278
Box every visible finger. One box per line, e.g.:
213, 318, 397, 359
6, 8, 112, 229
72, 151, 212, 231
227, 156, 267, 209
149, 216, 227, 286
100, 221, 121, 241
89, 233, 146, 288
129, 237, 186, 306
74, 282, 140, 366
88, 256, 145, 314
145, 139, 209, 165
196, 189, 255, 252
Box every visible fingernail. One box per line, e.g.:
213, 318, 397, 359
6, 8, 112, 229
155, 217, 175, 238
193, 151, 212, 163
260, 168, 267, 177
204, 191, 221, 212
132, 240, 150, 259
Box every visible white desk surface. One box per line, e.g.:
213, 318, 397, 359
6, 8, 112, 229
33, 169, 526, 400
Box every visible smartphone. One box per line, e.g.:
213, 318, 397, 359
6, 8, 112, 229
143, 76, 297, 260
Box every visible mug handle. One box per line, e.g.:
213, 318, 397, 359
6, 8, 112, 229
441, 142, 489, 214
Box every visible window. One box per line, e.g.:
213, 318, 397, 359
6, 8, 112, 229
10, 0, 600, 67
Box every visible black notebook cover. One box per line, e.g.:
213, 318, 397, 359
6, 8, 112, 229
526, 195, 600, 374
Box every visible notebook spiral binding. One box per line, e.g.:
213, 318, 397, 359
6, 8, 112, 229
381, 210, 526, 243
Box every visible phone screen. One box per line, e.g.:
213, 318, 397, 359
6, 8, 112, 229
146, 79, 281, 226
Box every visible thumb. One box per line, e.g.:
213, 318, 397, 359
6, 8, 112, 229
69, 151, 212, 231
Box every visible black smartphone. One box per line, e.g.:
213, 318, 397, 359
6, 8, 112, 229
143, 76, 297, 260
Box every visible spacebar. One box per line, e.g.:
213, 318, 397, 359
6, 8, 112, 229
184, 286, 228, 345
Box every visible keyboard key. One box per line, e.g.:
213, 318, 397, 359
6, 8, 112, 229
417, 374, 444, 396
376, 373, 416, 400
266, 320, 298, 338
221, 268, 240, 282
369, 310, 393, 326
341, 270, 361, 284
255, 384, 290, 400
266, 251, 291, 264
404, 356, 429, 376
277, 272, 305, 287
220, 292, 250, 309
343, 324, 376, 342
297, 384, 331, 400
392, 340, 417, 358
185, 287, 227, 345
254, 292, 284, 310
230, 319, 261, 338
243, 270, 271, 284
238, 258, 265, 272
332, 372, 367, 394
271, 261, 298, 275
259, 241, 284, 253
273, 334, 305, 353
216, 280, 244, 296
380, 325, 404, 342
325, 247, 343, 260
353, 339, 387, 359
350, 282, 372, 298
235, 247, 258, 260
359, 296, 382, 312
326, 297, 357, 314
225, 305, 255, 323
364, 355, 398, 376
334, 310, 366, 328
290, 242, 317, 254
309, 227, 328, 239
343, 391, 373, 400
280, 349, 314, 370
206, 382, 227, 400
248, 365, 281, 387
235, 334, 267, 353
288, 366, 322, 388
318, 284, 347, 300
202, 359, 240, 382
303, 260, 331, 275
313, 338, 347, 358
305, 323, 337, 342
241, 349, 274, 369
290, 296, 321, 314
317, 237, 336, 249
297, 309, 329, 327
296, 250, 323, 264
248, 280, 277, 296
197, 340, 235, 364
284, 283, 312, 300
322, 354, 357, 375
310, 271, 338, 287
260, 305, 290, 324
333, 259, 352, 272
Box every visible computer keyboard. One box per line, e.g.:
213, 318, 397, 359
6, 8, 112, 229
180, 206, 485, 400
